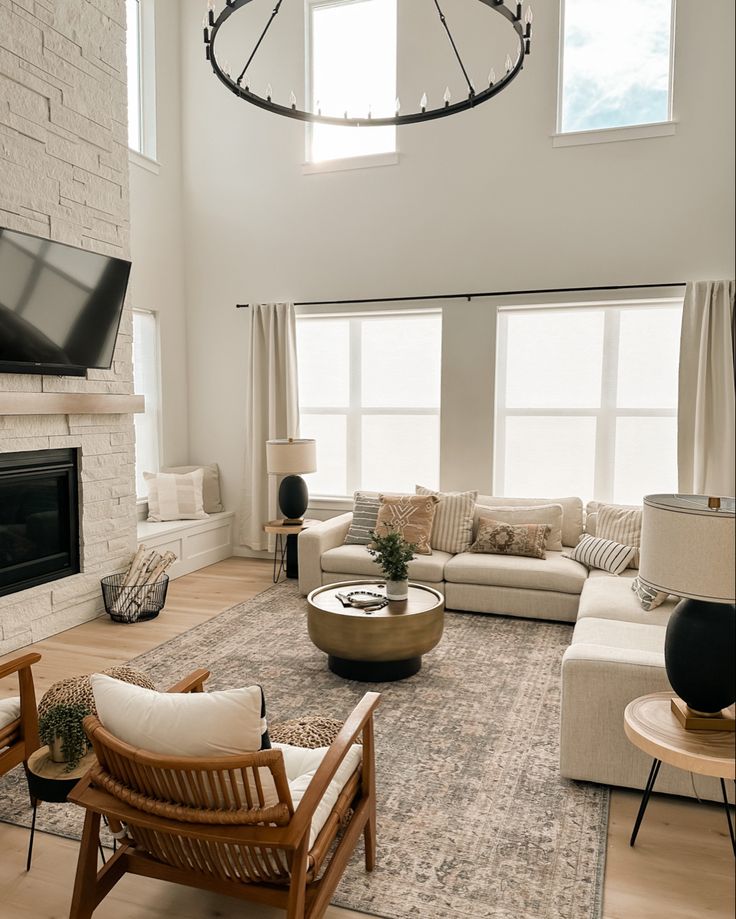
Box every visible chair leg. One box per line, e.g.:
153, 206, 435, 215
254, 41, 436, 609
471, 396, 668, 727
69, 811, 102, 919
364, 801, 376, 871
286, 838, 309, 919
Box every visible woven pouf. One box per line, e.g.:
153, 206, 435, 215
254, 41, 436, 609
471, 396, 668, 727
270, 716, 359, 749
38, 666, 155, 719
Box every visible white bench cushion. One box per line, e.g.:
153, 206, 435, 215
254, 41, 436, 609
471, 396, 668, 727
321, 544, 452, 583
444, 550, 588, 594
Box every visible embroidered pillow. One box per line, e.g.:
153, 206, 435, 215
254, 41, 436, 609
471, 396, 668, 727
416, 485, 477, 553
564, 535, 636, 575
144, 469, 208, 522
469, 518, 550, 559
597, 504, 642, 568
375, 494, 438, 555
473, 503, 564, 551
631, 575, 670, 611
344, 492, 382, 545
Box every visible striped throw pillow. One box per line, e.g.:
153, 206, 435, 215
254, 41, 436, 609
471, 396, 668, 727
564, 534, 636, 575
144, 469, 207, 522
631, 576, 670, 611
344, 492, 381, 545
597, 504, 642, 568
416, 486, 478, 553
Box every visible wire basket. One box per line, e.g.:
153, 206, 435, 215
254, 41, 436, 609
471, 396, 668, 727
101, 573, 169, 623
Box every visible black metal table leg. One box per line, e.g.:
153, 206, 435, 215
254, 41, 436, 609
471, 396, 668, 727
272, 533, 287, 583
720, 778, 736, 856
630, 757, 662, 847
25, 799, 37, 871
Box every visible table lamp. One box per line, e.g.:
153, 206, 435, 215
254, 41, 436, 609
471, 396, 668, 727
640, 495, 736, 730
266, 438, 317, 525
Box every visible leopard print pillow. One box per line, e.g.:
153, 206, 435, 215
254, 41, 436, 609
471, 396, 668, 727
470, 517, 550, 560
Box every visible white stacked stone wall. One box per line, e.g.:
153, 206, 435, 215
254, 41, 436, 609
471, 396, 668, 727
0, 0, 135, 654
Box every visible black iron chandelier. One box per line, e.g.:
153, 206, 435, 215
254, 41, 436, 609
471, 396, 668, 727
203, 0, 533, 127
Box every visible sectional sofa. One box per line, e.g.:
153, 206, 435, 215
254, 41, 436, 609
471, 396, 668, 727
298, 495, 727, 803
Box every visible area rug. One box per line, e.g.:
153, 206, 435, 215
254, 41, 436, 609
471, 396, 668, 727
0, 582, 608, 919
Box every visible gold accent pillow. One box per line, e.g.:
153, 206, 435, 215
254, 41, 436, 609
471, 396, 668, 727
470, 517, 550, 559
375, 494, 439, 555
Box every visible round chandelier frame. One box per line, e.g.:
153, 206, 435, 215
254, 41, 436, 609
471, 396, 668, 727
203, 0, 533, 127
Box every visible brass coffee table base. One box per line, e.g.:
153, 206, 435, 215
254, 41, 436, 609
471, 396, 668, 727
328, 654, 421, 682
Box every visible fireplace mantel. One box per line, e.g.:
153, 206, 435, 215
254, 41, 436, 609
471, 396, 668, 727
0, 392, 145, 415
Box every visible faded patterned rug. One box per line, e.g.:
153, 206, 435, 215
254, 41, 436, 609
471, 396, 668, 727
0, 582, 608, 919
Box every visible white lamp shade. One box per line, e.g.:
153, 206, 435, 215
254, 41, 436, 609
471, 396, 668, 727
639, 495, 736, 602
266, 438, 317, 475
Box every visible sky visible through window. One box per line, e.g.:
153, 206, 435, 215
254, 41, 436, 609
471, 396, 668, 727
561, 0, 673, 132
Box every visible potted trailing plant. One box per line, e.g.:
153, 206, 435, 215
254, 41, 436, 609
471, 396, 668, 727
38, 702, 91, 771
367, 527, 417, 601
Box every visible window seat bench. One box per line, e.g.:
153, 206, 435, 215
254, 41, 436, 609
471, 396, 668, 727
136, 512, 234, 579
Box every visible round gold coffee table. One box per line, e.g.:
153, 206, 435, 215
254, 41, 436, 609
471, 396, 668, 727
307, 580, 444, 681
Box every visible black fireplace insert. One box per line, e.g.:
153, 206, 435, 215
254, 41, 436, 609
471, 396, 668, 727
0, 449, 80, 598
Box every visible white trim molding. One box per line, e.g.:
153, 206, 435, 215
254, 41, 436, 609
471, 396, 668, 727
552, 121, 678, 148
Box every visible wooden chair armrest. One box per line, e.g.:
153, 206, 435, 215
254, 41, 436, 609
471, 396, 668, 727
288, 691, 380, 842
0, 652, 41, 756
0, 652, 41, 681
165, 669, 210, 694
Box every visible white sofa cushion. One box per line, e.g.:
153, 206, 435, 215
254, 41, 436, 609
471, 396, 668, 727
275, 742, 363, 848
444, 550, 588, 594
476, 495, 583, 548
577, 574, 676, 627
321, 544, 452, 582
571, 616, 666, 655
0, 696, 20, 731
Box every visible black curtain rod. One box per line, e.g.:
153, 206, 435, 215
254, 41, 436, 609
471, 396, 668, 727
235, 281, 686, 309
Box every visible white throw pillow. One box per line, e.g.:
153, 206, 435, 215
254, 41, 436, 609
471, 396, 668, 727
91, 674, 267, 756
473, 503, 564, 552
161, 463, 224, 514
597, 504, 642, 568
144, 468, 208, 522
0, 696, 21, 731
416, 485, 478, 553
564, 535, 636, 575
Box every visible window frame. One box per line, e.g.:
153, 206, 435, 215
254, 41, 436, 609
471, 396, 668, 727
493, 298, 682, 503
297, 308, 442, 499
132, 307, 163, 502
304, 0, 398, 168
555, 0, 677, 140
126, 0, 157, 161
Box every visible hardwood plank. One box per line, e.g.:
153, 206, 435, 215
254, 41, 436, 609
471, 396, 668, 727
0, 557, 733, 919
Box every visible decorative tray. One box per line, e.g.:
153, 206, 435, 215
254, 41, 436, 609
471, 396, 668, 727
335, 589, 388, 612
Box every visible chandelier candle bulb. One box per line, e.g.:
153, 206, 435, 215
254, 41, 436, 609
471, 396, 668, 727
505, 53, 513, 73
525, 5, 533, 36
289, 91, 297, 109
395, 97, 401, 114
420, 92, 428, 112
266, 83, 272, 101
443, 87, 452, 106
488, 68, 496, 86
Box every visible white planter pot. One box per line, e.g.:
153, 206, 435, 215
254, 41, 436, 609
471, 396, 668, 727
385, 579, 409, 601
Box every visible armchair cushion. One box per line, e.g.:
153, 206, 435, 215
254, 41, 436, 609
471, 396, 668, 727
91, 674, 269, 755
0, 697, 20, 731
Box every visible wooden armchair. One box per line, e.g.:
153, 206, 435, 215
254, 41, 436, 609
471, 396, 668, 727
68, 670, 380, 919
0, 652, 41, 778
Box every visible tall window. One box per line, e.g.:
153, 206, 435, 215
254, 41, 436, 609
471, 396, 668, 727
308, 0, 397, 163
494, 301, 682, 505
126, 0, 156, 157
297, 311, 441, 496
559, 0, 675, 133
133, 309, 161, 499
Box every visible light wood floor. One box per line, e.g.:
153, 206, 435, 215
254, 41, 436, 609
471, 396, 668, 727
0, 557, 733, 919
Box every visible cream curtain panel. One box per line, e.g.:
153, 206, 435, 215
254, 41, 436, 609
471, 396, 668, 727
678, 280, 736, 496
240, 303, 300, 550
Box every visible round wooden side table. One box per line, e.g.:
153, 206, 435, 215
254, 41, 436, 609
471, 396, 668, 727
263, 519, 317, 583
307, 580, 445, 681
624, 692, 736, 853
25, 746, 105, 871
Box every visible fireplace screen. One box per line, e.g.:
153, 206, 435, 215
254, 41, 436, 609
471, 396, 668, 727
0, 448, 80, 597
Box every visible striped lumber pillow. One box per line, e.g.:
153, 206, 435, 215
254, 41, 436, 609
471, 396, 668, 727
416, 485, 478, 554
597, 504, 642, 568
344, 492, 381, 545
144, 469, 207, 522
564, 534, 636, 575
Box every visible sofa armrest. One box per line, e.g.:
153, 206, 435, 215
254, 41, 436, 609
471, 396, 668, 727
298, 513, 353, 596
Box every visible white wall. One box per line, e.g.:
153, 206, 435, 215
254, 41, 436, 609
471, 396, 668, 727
128, 0, 189, 467
177, 0, 735, 540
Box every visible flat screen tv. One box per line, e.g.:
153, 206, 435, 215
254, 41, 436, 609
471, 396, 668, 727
0, 226, 131, 376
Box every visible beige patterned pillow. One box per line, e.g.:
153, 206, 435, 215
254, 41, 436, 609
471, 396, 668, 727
416, 485, 477, 553
470, 518, 550, 559
375, 494, 438, 555
597, 504, 641, 568
473, 503, 563, 551
144, 469, 208, 522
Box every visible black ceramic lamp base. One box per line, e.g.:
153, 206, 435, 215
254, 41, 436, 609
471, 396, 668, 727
664, 598, 736, 716
278, 474, 309, 524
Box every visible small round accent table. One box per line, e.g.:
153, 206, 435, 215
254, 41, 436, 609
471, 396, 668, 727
307, 580, 444, 681
624, 692, 736, 853
263, 519, 318, 583
25, 746, 106, 871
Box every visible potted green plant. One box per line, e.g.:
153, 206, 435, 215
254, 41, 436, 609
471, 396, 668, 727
38, 702, 91, 771
367, 527, 417, 601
